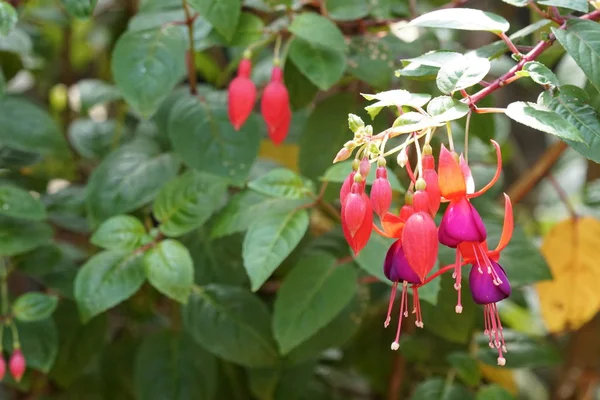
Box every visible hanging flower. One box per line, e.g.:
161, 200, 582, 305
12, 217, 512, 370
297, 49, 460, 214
261, 66, 291, 145
227, 58, 256, 130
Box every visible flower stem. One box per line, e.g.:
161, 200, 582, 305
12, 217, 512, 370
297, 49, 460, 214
182, 0, 199, 97
446, 122, 454, 152
547, 173, 578, 219
498, 32, 521, 56
464, 110, 472, 163
274, 35, 282, 65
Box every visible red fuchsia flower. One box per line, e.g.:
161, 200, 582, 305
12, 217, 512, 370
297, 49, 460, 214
436, 140, 503, 313
344, 181, 368, 236
340, 170, 373, 255
261, 66, 291, 146
0, 355, 5, 381
9, 349, 25, 382
371, 159, 392, 218
227, 58, 256, 131
383, 240, 424, 350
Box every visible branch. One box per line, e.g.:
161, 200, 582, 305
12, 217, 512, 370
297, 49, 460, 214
182, 0, 199, 96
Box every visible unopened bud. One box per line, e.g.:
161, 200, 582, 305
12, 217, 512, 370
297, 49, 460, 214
9, 349, 25, 382
359, 157, 371, 178
364, 125, 373, 136
404, 190, 413, 205
353, 172, 363, 183
415, 178, 426, 191
333, 148, 352, 163
0, 356, 5, 381
377, 157, 386, 168
397, 148, 408, 168
423, 143, 432, 155
348, 114, 364, 133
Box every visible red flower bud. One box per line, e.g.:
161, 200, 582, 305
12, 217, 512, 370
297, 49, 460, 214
227, 59, 256, 130
343, 192, 373, 255
359, 157, 371, 178
9, 349, 25, 382
371, 167, 392, 218
261, 66, 291, 146
401, 212, 439, 282
412, 190, 431, 215
344, 183, 368, 236
340, 171, 356, 206
0, 355, 5, 381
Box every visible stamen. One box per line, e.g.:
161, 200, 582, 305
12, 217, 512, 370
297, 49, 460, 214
413, 287, 424, 328
392, 282, 409, 348
453, 250, 463, 313
384, 281, 398, 328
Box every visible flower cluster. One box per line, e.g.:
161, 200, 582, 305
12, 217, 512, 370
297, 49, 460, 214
0, 348, 26, 382
227, 56, 291, 145
337, 116, 514, 366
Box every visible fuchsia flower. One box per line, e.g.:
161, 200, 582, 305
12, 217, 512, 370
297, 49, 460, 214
0, 355, 5, 381
227, 58, 256, 130
340, 166, 372, 256
9, 349, 25, 382
371, 158, 392, 218
261, 66, 291, 145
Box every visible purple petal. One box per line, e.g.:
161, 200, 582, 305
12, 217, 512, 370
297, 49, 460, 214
383, 240, 421, 284
438, 197, 487, 247
469, 261, 511, 305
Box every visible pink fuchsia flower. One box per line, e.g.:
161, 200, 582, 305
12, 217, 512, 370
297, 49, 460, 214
227, 58, 256, 130
0, 355, 5, 381
9, 349, 25, 382
261, 66, 291, 145
344, 181, 368, 236
402, 209, 438, 283
341, 171, 373, 255
422, 146, 441, 216
371, 165, 392, 218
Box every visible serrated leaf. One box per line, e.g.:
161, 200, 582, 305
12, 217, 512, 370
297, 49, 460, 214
437, 55, 491, 94
74, 251, 146, 322
111, 27, 186, 117
59, 0, 98, 18
0, 184, 46, 220
553, 20, 600, 93
134, 331, 218, 400
144, 239, 194, 304
248, 168, 312, 199
538, 0, 588, 12
91, 215, 147, 251
86, 139, 180, 226
243, 209, 309, 291
273, 254, 357, 354
188, 0, 241, 41
409, 8, 509, 33
288, 12, 346, 50
516, 61, 559, 88
505, 101, 585, 142
182, 285, 279, 367
392, 111, 444, 133
288, 38, 346, 91
427, 96, 469, 122
476, 330, 560, 368
0, 216, 53, 256
0, 2, 18, 36
548, 86, 600, 162
168, 95, 261, 186
153, 171, 227, 237
13, 293, 58, 322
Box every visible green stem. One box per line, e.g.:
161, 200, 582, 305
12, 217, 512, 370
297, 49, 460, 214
9, 321, 19, 349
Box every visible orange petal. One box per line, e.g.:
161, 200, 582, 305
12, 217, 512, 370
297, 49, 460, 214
467, 139, 502, 199
381, 212, 405, 238
438, 144, 466, 200
494, 193, 513, 254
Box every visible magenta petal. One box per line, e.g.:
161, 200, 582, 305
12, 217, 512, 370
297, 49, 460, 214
383, 240, 421, 284
438, 197, 487, 247
469, 261, 511, 305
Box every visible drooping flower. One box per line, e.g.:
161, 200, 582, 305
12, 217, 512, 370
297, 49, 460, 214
371, 159, 392, 218
261, 66, 291, 145
344, 181, 368, 236
0, 355, 5, 381
9, 349, 25, 382
227, 58, 256, 130
341, 171, 372, 255
383, 240, 424, 350
469, 260, 511, 366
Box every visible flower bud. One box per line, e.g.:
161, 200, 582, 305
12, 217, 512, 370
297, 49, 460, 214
397, 148, 408, 168
334, 148, 352, 163
423, 153, 440, 215
0, 355, 5, 381
343, 192, 373, 255
261, 66, 291, 145
344, 183, 368, 236
371, 167, 392, 218
359, 157, 371, 178
348, 114, 364, 132
9, 349, 25, 382
228, 58, 257, 131
340, 171, 356, 205
412, 189, 431, 214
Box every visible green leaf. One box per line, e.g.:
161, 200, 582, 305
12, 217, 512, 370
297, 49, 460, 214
437, 55, 491, 94
243, 209, 309, 291
13, 293, 59, 322
144, 239, 194, 304
421, 274, 476, 343
348, 35, 407, 89
361, 89, 410, 119
248, 362, 315, 400
0, 96, 66, 154
75, 79, 122, 113
74, 251, 146, 322
284, 60, 319, 110
411, 378, 475, 400
538, 0, 588, 12
111, 26, 186, 117
476, 330, 561, 368
3, 319, 58, 373
392, 111, 444, 133
86, 139, 180, 225
402, 51, 463, 67
505, 101, 585, 143
248, 168, 312, 199
396, 63, 441, 80
91, 215, 147, 251
273, 254, 357, 354
68, 119, 128, 159
135, 331, 218, 400
326, 0, 369, 21
169, 95, 261, 186
320, 161, 404, 192
0, 2, 17, 36
153, 171, 227, 237
516, 61, 560, 88
447, 352, 482, 386
409, 8, 509, 33
288, 38, 346, 91
0, 184, 46, 220
553, 20, 600, 93
189, 0, 241, 41
0, 217, 53, 256
427, 96, 469, 122
59, 0, 98, 18
0, 69, 5, 97
548, 87, 600, 163
501, 0, 527, 5
476, 385, 515, 400
182, 285, 279, 367
288, 12, 346, 50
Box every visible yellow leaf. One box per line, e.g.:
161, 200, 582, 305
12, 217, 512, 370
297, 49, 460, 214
537, 217, 600, 333
479, 363, 517, 394
258, 140, 299, 172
